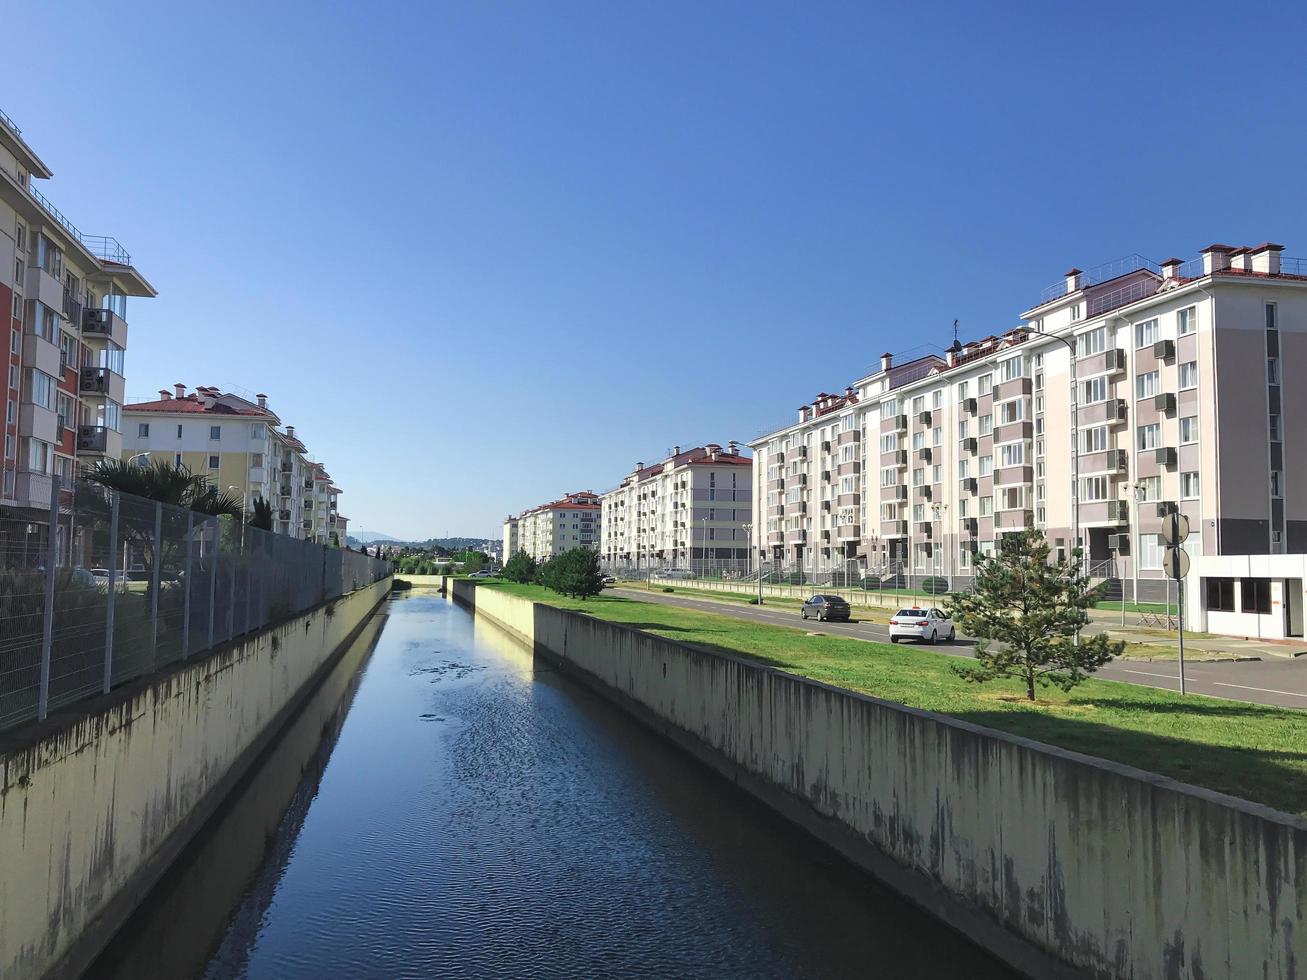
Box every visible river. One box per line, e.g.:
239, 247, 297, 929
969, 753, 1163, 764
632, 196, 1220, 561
89, 591, 1016, 979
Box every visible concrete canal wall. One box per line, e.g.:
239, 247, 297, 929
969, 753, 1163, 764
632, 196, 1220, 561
453, 579, 1306, 980
0, 576, 392, 980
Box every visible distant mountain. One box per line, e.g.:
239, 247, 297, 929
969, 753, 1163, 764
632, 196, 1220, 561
357, 531, 400, 544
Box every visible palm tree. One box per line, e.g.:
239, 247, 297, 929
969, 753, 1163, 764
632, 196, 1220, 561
249, 496, 275, 531
82, 459, 242, 517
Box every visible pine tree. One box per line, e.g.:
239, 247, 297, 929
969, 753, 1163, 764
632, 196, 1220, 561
946, 529, 1122, 701
503, 549, 538, 584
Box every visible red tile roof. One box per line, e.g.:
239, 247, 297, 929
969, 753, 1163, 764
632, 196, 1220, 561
124, 393, 273, 416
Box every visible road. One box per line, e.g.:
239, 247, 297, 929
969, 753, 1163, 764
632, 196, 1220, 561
612, 588, 1307, 711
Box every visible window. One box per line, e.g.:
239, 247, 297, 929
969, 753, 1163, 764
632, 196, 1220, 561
958, 458, 970, 478
1177, 306, 1196, 335
998, 399, 1025, 424
30, 303, 57, 343
209, 425, 222, 440
1138, 533, 1163, 571
1179, 361, 1198, 389
912, 468, 924, 487
911, 395, 924, 414
1137, 423, 1160, 451
999, 356, 1025, 382
956, 380, 969, 399
1206, 577, 1236, 612
931, 463, 941, 483
1267, 358, 1280, 384
978, 414, 993, 436
932, 389, 943, 409
959, 498, 969, 517
1081, 376, 1106, 404
1180, 416, 1198, 444
978, 455, 993, 476
251, 423, 266, 440
978, 374, 992, 396
1271, 470, 1283, 498
138, 423, 150, 438
1082, 426, 1108, 453
1265, 303, 1278, 331
881, 398, 898, 417
1241, 578, 1271, 614
25, 369, 55, 411
5, 399, 13, 424
1138, 475, 1161, 501
932, 427, 942, 447
177, 424, 183, 439
1080, 475, 1109, 501
880, 433, 897, 453
9, 328, 17, 353
1135, 370, 1160, 399
999, 443, 1024, 467
913, 503, 925, 523
1075, 327, 1105, 357
174, 452, 182, 466
1069, 303, 1082, 321
880, 503, 896, 521
1135, 319, 1159, 348
881, 468, 897, 487
912, 431, 925, 450
1181, 471, 1200, 498
24, 437, 52, 474
1269, 414, 1281, 442
979, 496, 994, 517
208, 455, 220, 468
957, 420, 968, 440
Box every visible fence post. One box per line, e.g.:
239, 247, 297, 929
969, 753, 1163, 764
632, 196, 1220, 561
37, 475, 61, 721
181, 510, 193, 659
150, 501, 162, 664
244, 529, 252, 632
207, 519, 217, 647
103, 491, 119, 694
227, 533, 236, 640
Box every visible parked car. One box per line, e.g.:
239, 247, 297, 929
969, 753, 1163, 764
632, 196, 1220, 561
662, 568, 694, 579
601, 575, 617, 585
90, 568, 111, 588
888, 606, 954, 644
468, 570, 494, 579
800, 594, 851, 623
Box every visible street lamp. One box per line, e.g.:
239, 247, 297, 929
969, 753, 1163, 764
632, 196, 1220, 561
700, 515, 709, 578
743, 521, 761, 605
1126, 480, 1148, 621
931, 501, 948, 593
127, 451, 151, 467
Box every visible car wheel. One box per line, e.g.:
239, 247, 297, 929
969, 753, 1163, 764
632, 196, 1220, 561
929, 629, 938, 644
947, 627, 955, 642
801, 609, 808, 620
818, 610, 826, 622
890, 636, 899, 643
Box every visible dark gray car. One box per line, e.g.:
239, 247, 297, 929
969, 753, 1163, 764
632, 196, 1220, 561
800, 594, 851, 622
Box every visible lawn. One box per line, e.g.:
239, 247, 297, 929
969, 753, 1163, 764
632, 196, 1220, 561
485, 581, 1307, 816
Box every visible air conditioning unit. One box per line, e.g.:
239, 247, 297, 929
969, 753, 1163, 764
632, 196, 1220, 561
1155, 501, 1177, 518
962, 517, 978, 534
894, 485, 908, 500
1104, 348, 1126, 372
1155, 446, 1177, 467
821, 440, 831, 452
959, 477, 977, 494
917, 522, 933, 537
1107, 533, 1130, 553
917, 410, 932, 425
1154, 392, 1176, 413
82, 308, 112, 332
961, 397, 977, 414
916, 484, 932, 499
1152, 338, 1176, 360
1106, 449, 1128, 470
960, 436, 977, 454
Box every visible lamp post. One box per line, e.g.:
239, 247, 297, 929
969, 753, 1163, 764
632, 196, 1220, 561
931, 501, 948, 594
743, 521, 761, 605
1127, 480, 1147, 621
127, 451, 151, 467
700, 515, 708, 578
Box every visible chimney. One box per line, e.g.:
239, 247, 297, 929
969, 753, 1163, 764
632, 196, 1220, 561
1251, 243, 1284, 275
728, 440, 739, 455
1161, 257, 1184, 280
711, 448, 720, 461
1064, 268, 1083, 293
1201, 244, 1232, 275
286, 425, 295, 439
844, 385, 855, 399
672, 445, 680, 457
199, 388, 216, 409
1228, 247, 1251, 273
946, 349, 957, 368
636, 461, 643, 471
797, 406, 808, 423
257, 392, 268, 409
880, 352, 893, 372
174, 382, 185, 399
158, 389, 170, 400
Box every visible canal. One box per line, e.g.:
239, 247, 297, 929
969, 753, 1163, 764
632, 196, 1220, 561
90, 591, 1017, 979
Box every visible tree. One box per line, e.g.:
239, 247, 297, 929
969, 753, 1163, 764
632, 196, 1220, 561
83, 458, 241, 516
502, 549, 537, 584
249, 496, 275, 531
540, 547, 603, 600
945, 530, 1122, 701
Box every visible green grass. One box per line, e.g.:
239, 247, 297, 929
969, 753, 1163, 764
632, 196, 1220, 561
1093, 600, 1173, 614
486, 581, 1307, 816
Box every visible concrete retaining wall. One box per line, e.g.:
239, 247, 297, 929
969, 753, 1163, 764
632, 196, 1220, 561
455, 580, 1306, 980
0, 576, 392, 980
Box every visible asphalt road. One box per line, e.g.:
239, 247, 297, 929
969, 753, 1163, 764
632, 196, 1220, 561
612, 588, 1307, 711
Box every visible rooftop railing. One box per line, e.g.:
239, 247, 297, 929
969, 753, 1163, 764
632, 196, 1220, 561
26, 181, 133, 267
1037, 253, 1161, 306
0, 106, 21, 137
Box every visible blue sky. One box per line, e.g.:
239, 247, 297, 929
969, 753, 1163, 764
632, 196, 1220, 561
8, 1, 1306, 540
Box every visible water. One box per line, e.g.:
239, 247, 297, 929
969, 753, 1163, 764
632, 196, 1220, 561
91, 592, 1017, 979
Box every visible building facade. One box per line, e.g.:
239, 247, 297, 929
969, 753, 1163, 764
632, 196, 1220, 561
749, 243, 1307, 601
122, 385, 347, 543
0, 105, 155, 551
505, 491, 600, 560
599, 443, 753, 570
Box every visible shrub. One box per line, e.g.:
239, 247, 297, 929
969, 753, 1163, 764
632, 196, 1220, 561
662, 587, 675, 593
503, 550, 538, 584
921, 576, 950, 596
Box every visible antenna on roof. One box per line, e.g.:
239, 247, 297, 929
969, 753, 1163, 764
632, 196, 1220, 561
949, 319, 962, 353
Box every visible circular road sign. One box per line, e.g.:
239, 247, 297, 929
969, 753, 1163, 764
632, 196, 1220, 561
1160, 512, 1191, 547
1163, 545, 1190, 580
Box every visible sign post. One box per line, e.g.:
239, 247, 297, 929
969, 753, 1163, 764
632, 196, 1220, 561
1160, 512, 1191, 695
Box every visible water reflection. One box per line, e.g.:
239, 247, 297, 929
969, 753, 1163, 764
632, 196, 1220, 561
93, 593, 1015, 979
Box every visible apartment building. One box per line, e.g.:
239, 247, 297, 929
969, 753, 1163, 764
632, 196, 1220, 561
502, 516, 519, 562
122, 385, 347, 543
505, 491, 600, 560
599, 443, 753, 569
750, 242, 1307, 601
0, 106, 155, 540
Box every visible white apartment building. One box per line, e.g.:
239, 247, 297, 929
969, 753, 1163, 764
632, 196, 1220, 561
0, 104, 155, 548
599, 443, 753, 570
123, 386, 346, 544
750, 242, 1307, 604
505, 491, 600, 561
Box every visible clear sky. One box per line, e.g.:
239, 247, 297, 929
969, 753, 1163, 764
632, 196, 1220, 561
8, 1, 1305, 540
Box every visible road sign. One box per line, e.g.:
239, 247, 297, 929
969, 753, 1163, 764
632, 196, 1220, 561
1162, 545, 1190, 581
1160, 512, 1190, 546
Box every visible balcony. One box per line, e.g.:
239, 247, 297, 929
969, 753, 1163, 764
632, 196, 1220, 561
278, 509, 291, 522
994, 465, 1033, 486
76, 424, 109, 453
79, 365, 126, 405
1083, 398, 1127, 426
1081, 500, 1129, 525
995, 509, 1034, 530
21, 333, 61, 378
279, 485, 293, 498
81, 307, 128, 348
881, 519, 908, 536
1155, 501, 1177, 518
784, 529, 807, 544
1154, 392, 1176, 414
25, 265, 64, 312
915, 483, 933, 500
882, 449, 907, 467
837, 492, 860, 507
884, 484, 908, 501
1082, 348, 1126, 377
961, 516, 978, 535
914, 447, 931, 464
837, 460, 861, 476
916, 522, 933, 538
994, 420, 1032, 443
837, 524, 861, 541
995, 377, 1032, 401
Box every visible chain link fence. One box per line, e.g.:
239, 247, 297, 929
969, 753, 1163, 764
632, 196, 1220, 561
0, 479, 390, 732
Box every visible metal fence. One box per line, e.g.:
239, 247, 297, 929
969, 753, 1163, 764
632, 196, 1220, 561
0, 479, 390, 733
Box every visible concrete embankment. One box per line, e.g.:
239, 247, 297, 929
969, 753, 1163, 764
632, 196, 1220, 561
0, 576, 392, 980
452, 579, 1306, 980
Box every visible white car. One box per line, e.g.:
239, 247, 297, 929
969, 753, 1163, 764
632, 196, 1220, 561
888, 606, 955, 644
